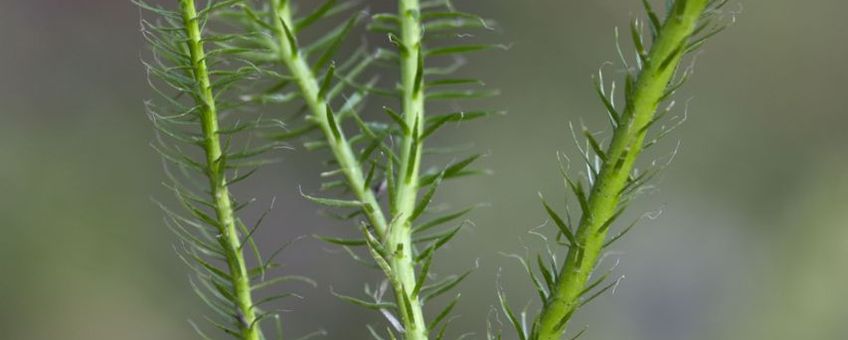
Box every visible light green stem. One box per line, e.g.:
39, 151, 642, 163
178, 1, 260, 339
533, 1, 709, 339
270, 1, 427, 338
390, 0, 429, 339
270, 0, 388, 237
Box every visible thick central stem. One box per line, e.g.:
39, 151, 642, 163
390, 0, 429, 339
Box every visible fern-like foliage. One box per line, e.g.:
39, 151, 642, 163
211, 0, 500, 338
494, 1, 732, 340
138, 1, 315, 338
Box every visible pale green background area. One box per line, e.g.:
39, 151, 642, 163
1, 0, 846, 339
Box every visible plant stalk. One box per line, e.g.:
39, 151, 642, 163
388, 0, 429, 338
270, 1, 428, 338
269, 0, 389, 236
533, 1, 709, 339
380, 0, 428, 340
178, 1, 260, 339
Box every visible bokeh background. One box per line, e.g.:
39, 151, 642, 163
2, 0, 846, 339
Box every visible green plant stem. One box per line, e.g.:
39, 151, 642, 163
270, 0, 389, 236
270, 2, 427, 338
533, 1, 709, 339
178, 1, 260, 339
389, 0, 429, 339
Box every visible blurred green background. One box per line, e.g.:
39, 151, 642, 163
1, 0, 846, 339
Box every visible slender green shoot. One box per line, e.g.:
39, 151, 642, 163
138, 0, 313, 338
494, 1, 732, 339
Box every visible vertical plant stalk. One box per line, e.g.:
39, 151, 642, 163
390, 0, 429, 338
534, 1, 710, 339
269, 1, 427, 338
179, 1, 259, 339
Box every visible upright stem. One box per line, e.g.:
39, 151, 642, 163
270, 1, 427, 338
533, 1, 709, 339
179, 1, 260, 339
389, 0, 429, 338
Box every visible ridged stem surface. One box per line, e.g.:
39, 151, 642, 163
533, 1, 709, 339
